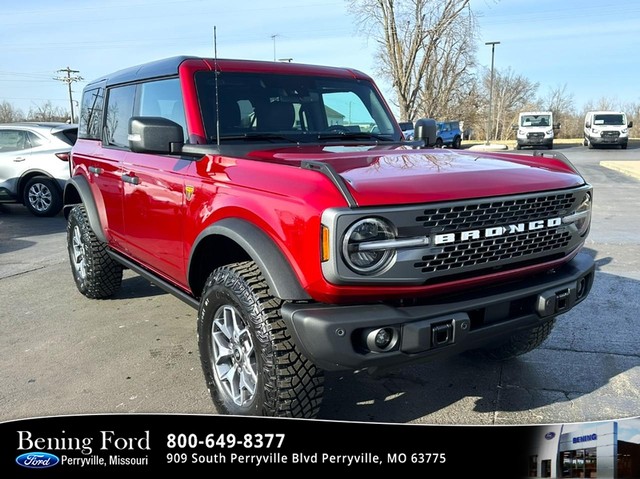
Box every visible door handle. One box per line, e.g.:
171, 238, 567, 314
121, 174, 140, 185
88, 166, 104, 175
13, 157, 26, 162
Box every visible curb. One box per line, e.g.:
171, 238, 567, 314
600, 161, 640, 181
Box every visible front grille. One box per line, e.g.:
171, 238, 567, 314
527, 132, 544, 139
602, 131, 620, 138
413, 191, 581, 277
415, 230, 571, 273
416, 192, 575, 230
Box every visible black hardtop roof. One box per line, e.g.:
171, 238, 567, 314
84, 55, 369, 90
86, 55, 196, 88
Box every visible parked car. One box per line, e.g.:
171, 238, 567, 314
583, 110, 632, 149
0, 122, 77, 216
435, 121, 462, 148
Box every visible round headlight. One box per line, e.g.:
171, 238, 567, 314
342, 217, 396, 275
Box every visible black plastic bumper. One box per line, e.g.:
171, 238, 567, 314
518, 138, 553, 148
281, 253, 595, 371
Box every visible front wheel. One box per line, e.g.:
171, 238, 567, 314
434, 138, 444, 148
466, 318, 556, 360
198, 261, 324, 417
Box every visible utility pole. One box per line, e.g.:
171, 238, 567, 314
55, 67, 83, 123
271, 34, 279, 61
485, 41, 500, 145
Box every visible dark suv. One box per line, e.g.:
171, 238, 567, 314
64, 56, 594, 418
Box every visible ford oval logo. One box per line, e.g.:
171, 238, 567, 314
16, 452, 60, 469
545, 432, 556, 440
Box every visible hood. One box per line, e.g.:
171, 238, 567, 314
246, 145, 586, 207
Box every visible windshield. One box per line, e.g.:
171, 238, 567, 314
520, 115, 551, 127
593, 114, 625, 126
194, 71, 399, 142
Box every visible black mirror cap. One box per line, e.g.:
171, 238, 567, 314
553, 123, 561, 130
414, 118, 437, 147
129, 116, 184, 154
628, 121, 634, 128
511, 124, 518, 131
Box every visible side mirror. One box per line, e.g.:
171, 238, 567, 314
585, 122, 591, 129
628, 121, 633, 128
553, 123, 561, 130
414, 118, 437, 147
398, 121, 414, 131
511, 124, 518, 132
128, 116, 184, 154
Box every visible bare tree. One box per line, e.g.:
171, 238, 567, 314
0, 101, 25, 123
474, 67, 538, 140
348, 0, 476, 122
540, 84, 574, 138
27, 101, 70, 122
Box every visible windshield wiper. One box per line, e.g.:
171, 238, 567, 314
315, 132, 394, 141
214, 133, 299, 143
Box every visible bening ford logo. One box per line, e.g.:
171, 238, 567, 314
433, 218, 562, 246
16, 452, 60, 469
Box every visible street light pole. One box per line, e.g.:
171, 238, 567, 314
485, 41, 500, 145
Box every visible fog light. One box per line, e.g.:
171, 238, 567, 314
365, 327, 399, 352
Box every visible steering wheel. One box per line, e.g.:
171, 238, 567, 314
323, 125, 350, 134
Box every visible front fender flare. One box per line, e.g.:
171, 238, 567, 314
189, 218, 311, 301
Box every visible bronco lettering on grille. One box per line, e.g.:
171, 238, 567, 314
433, 218, 562, 246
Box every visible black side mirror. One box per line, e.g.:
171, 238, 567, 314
511, 124, 518, 132
628, 121, 634, 128
553, 123, 561, 130
414, 118, 437, 147
585, 122, 591, 129
129, 117, 184, 154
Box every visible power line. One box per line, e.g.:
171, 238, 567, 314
54, 67, 83, 123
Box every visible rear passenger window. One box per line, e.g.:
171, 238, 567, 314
78, 87, 105, 140
105, 85, 136, 148
137, 78, 187, 141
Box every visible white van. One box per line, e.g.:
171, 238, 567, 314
515, 111, 558, 150
583, 111, 632, 149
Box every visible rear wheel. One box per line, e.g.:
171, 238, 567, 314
23, 176, 62, 217
435, 138, 443, 148
198, 261, 324, 417
466, 318, 556, 360
67, 205, 123, 298
452, 136, 462, 149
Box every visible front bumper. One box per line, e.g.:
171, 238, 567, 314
282, 252, 595, 371
589, 135, 627, 146
517, 137, 553, 147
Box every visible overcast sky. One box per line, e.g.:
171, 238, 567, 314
2, 0, 640, 118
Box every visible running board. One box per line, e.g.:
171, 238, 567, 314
107, 250, 199, 310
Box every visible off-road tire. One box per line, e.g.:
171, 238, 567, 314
467, 318, 556, 361
198, 261, 324, 418
452, 135, 462, 149
67, 205, 123, 298
23, 176, 62, 217
435, 138, 444, 148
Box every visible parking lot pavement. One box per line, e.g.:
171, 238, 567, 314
1, 147, 639, 424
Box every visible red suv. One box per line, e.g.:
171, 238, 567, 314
65, 56, 595, 418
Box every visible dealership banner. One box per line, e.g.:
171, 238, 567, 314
0, 414, 538, 476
